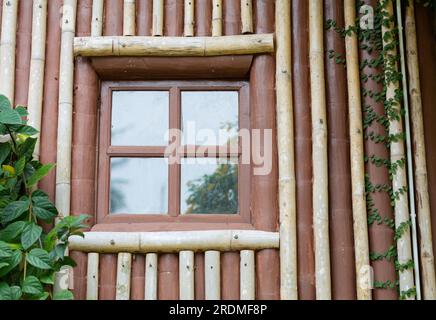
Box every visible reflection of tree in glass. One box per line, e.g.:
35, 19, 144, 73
185, 164, 238, 214
110, 158, 128, 213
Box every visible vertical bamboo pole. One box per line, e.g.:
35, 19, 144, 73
405, 0, 436, 300
116, 253, 132, 300
211, 0, 222, 36
240, 250, 255, 300
240, 0, 252, 34
152, 0, 163, 36
275, 0, 298, 300
382, 0, 415, 299
344, 0, 372, 300
0, 0, 18, 102
205, 251, 220, 300
145, 253, 158, 300
309, 0, 331, 300
27, 0, 48, 158
124, 0, 136, 36
53, 0, 77, 294
86, 253, 99, 300
184, 0, 194, 36
179, 251, 195, 300
91, 0, 104, 36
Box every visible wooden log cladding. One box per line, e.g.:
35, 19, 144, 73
152, 0, 163, 36
179, 251, 195, 300
0, 0, 18, 101
184, 0, 194, 36
382, 0, 415, 298
240, 0, 253, 34
325, 0, 356, 300
205, 251, 220, 300
223, 0, 240, 35
27, 0, 48, 158
145, 253, 158, 300
104, 0, 123, 36
275, 0, 297, 300
211, 0, 222, 36
69, 230, 280, 253
91, 0, 104, 36
292, 0, 316, 300
137, 0, 152, 36
73, 34, 274, 57
86, 253, 99, 300
405, 0, 436, 300
309, 0, 331, 300
158, 254, 179, 300
195, 0, 211, 36
116, 253, 132, 300
344, 0, 371, 300
360, 0, 397, 300
123, 0, 136, 36
240, 250, 255, 300
131, 254, 145, 300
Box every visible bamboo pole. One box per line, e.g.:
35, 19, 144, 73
405, 0, 436, 300
184, 0, 194, 36
343, 0, 372, 301
179, 251, 195, 300
91, 0, 104, 37
116, 253, 132, 300
27, 0, 48, 158
240, 0, 252, 34
145, 253, 158, 300
275, 0, 297, 300
211, 0, 222, 36
152, 0, 163, 36
309, 0, 331, 300
86, 253, 99, 300
69, 230, 280, 253
0, 0, 18, 102
123, 0, 136, 36
205, 251, 220, 300
382, 0, 415, 299
240, 250, 255, 300
73, 33, 274, 57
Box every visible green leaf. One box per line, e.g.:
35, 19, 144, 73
17, 137, 36, 160
32, 194, 58, 222
0, 221, 26, 242
0, 263, 8, 269
26, 164, 55, 187
0, 108, 23, 125
0, 143, 11, 165
21, 223, 42, 250
61, 256, 77, 268
16, 125, 38, 136
0, 250, 22, 277
39, 272, 55, 285
26, 248, 52, 270
53, 289, 74, 300
14, 157, 26, 176
0, 200, 30, 224
15, 106, 28, 118
0, 95, 11, 111
0, 240, 13, 258
0, 282, 22, 300
22, 276, 43, 296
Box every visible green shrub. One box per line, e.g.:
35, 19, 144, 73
0, 95, 87, 300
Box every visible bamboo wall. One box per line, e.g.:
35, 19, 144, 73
0, 0, 435, 300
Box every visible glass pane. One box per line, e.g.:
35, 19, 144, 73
182, 91, 239, 146
111, 91, 169, 146
110, 158, 168, 214
181, 158, 238, 214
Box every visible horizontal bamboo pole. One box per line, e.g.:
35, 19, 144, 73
0, 0, 19, 102
240, 0, 253, 34
86, 253, 99, 300
123, 0, 136, 36
184, 0, 194, 37
69, 230, 279, 253
240, 250, 255, 300
27, 0, 48, 158
211, 0, 222, 36
91, 0, 104, 37
73, 34, 274, 57
152, 0, 163, 36
205, 251, 220, 300
116, 253, 132, 300
179, 251, 195, 300
145, 253, 158, 300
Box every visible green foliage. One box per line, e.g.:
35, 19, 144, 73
0, 95, 87, 300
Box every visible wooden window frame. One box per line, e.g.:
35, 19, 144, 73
96, 80, 252, 230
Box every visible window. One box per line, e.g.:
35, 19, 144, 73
97, 81, 251, 227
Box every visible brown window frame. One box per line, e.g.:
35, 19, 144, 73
97, 80, 252, 230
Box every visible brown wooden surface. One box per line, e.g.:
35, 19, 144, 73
292, 0, 316, 300
196, 0, 212, 36
324, 0, 356, 300
104, 0, 123, 36
131, 254, 146, 300
137, 0, 152, 36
